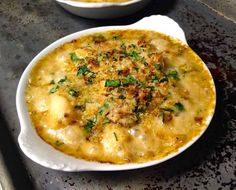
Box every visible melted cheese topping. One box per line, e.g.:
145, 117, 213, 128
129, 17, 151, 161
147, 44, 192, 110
25, 30, 215, 164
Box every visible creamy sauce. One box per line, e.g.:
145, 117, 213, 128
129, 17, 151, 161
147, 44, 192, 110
25, 30, 215, 164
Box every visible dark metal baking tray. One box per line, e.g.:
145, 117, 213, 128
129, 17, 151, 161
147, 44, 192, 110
0, 0, 235, 189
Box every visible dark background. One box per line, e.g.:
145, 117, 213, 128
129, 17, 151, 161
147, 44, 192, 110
0, 0, 235, 189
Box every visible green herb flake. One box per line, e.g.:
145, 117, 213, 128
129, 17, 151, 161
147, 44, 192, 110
74, 104, 85, 111
175, 102, 185, 112
141, 57, 148, 66
50, 80, 55, 85
120, 43, 126, 49
54, 140, 64, 146
161, 108, 174, 112
77, 66, 91, 76
87, 78, 94, 85
113, 132, 118, 141
120, 52, 127, 58
49, 85, 59, 94
122, 75, 136, 86
146, 91, 153, 102
167, 70, 180, 80
69, 89, 79, 97
102, 118, 110, 124
70, 52, 79, 62
84, 118, 96, 134
121, 75, 143, 87
105, 79, 121, 87
128, 51, 140, 61
134, 67, 139, 72
154, 63, 162, 70
151, 75, 159, 82
112, 35, 121, 40
98, 102, 109, 115
159, 77, 168, 83
58, 76, 67, 84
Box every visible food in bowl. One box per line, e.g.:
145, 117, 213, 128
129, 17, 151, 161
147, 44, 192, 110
25, 29, 215, 164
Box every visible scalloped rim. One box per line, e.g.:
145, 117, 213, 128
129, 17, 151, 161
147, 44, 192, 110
56, 0, 144, 8
16, 15, 216, 171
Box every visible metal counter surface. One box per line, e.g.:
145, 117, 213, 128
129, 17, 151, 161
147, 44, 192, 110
0, 0, 235, 189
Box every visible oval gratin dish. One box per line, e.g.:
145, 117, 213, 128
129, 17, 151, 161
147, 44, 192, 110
16, 15, 216, 171
55, 0, 151, 19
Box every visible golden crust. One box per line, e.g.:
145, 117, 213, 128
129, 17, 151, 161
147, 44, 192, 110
25, 30, 215, 164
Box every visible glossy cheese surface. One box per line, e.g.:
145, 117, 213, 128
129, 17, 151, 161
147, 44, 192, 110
25, 30, 215, 164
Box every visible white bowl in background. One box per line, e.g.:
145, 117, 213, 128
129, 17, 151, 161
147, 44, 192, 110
55, 0, 151, 19
16, 15, 215, 171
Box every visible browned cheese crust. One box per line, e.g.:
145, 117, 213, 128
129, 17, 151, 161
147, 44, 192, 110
25, 30, 215, 164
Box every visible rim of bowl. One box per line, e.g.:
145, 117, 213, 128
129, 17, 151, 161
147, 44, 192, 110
55, 0, 145, 8
16, 15, 216, 171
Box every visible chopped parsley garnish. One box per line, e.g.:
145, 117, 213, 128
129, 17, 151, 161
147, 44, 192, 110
175, 102, 185, 111
84, 118, 96, 134
68, 89, 79, 97
50, 80, 55, 84
98, 102, 109, 115
70, 52, 79, 62
159, 77, 168, 83
49, 85, 59, 94
167, 70, 179, 80
134, 105, 146, 114
141, 57, 148, 66
102, 118, 110, 124
77, 66, 91, 76
154, 63, 162, 70
134, 67, 139, 72
122, 75, 136, 86
128, 51, 140, 61
113, 132, 118, 141
58, 76, 67, 84
120, 43, 126, 49
161, 108, 174, 112
87, 78, 94, 84
120, 52, 127, 58
151, 75, 159, 82
121, 75, 143, 86
105, 79, 121, 87
54, 140, 64, 146
86, 72, 96, 85
145, 91, 153, 102
74, 104, 85, 111
112, 35, 121, 40
160, 111, 164, 122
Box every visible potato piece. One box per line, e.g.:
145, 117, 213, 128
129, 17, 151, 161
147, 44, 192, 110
26, 87, 49, 112
48, 95, 75, 129
101, 126, 128, 160
80, 142, 101, 160
50, 125, 85, 146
